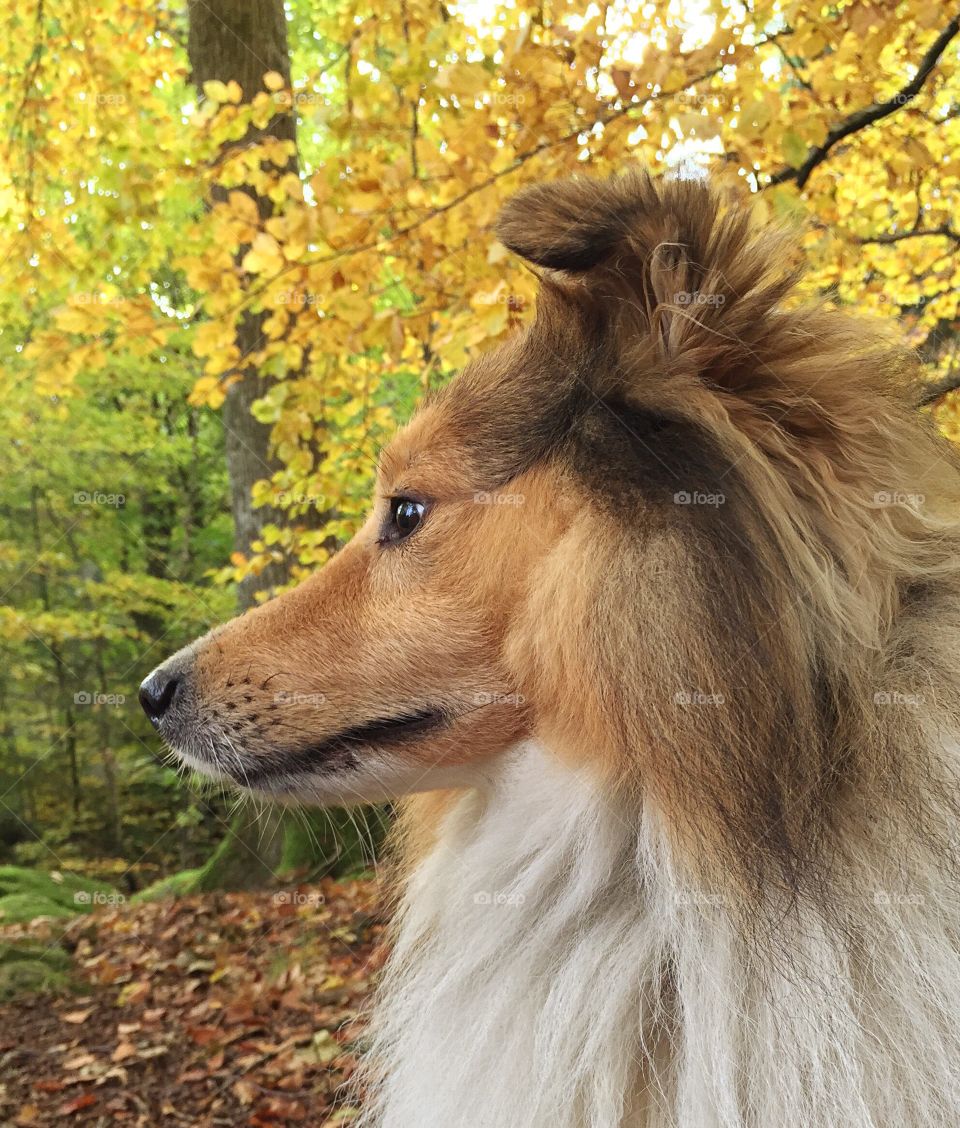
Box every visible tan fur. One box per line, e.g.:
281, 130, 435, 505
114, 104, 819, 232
189, 455, 565, 787
172, 170, 960, 905
148, 171, 960, 1125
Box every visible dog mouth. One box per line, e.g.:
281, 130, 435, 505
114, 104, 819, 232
230, 705, 451, 787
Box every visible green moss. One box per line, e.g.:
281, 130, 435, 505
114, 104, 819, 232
131, 867, 204, 902
0, 865, 117, 915
0, 892, 77, 924
0, 940, 73, 1001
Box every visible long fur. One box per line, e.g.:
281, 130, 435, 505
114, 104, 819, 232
361, 732, 960, 1127
358, 173, 960, 1127
149, 171, 960, 1127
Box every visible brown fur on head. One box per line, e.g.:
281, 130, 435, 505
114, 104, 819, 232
142, 170, 960, 899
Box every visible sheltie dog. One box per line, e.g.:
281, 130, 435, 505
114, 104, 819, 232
141, 171, 960, 1127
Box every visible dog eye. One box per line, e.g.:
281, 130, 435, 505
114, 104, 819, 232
384, 497, 426, 543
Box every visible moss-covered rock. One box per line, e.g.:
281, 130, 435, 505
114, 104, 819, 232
0, 940, 73, 1001
0, 892, 77, 924
132, 867, 204, 902
0, 865, 118, 917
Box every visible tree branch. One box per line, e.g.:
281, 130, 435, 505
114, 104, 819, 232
858, 224, 960, 247
918, 371, 960, 407
774, 42, 815, 96
766, 17, 960, 190
213, 60, 732, 321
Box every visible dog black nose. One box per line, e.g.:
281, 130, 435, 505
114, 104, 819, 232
139, 669, 180, 721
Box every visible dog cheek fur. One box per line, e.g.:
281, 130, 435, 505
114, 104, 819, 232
361, 173, 960, 1127
168, 170, 960, 1126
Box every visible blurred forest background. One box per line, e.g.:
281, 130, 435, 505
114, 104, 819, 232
1, 1, 959, 1121
0, 0, 959, 917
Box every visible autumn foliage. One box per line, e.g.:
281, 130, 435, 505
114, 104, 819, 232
0, 0, 956, 904
1, 878, 382, 1125
7, 1, 960, 588
0, 0, 959, 1122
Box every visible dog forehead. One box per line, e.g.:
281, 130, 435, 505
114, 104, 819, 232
381, 335, 585, 492
378, 402, 475, 490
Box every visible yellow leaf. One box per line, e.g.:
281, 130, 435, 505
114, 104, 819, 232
202, 79, 230, 104
781, 131, 808, 168
227, 191, 259, 223
241, 232, 284, 275
189, 375, 227, 409
737, 99, 772, 139
54, 306, 97, 334
434, 62, 490, 99
332, 291, 370, 325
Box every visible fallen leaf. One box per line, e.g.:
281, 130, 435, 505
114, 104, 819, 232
187, 1024, 221, 1046
233, 1078, 258, 1105
62, 1009, 93, 1025
59, 1093, 97, 1115
63, 1053, 96, 1070
117, 980, 150, 1007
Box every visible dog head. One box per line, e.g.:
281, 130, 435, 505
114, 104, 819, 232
142, 171, 951, 888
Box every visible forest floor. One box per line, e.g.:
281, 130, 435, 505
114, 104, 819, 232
0, 878, 385, 1127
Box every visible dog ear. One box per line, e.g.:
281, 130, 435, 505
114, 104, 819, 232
496, 171, 794, 303
496, 172, 807, 392
494, 174, 660, 272
497, 173, 918, 501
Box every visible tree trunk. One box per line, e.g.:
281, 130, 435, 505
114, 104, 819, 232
192, 808, 284, 892
185, 0, 372, 890
280, 808, 387, 878
95, 644, 123, 855
188, 0, 296, 606
29, 486, 80, 817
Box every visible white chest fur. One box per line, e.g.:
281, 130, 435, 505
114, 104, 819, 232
358, 741, 960, 1128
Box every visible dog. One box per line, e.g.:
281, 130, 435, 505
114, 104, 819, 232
141, 171, 960, 1127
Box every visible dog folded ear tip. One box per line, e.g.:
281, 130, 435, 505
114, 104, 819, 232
495, 169, 674, 273
495, 177, 628, 273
